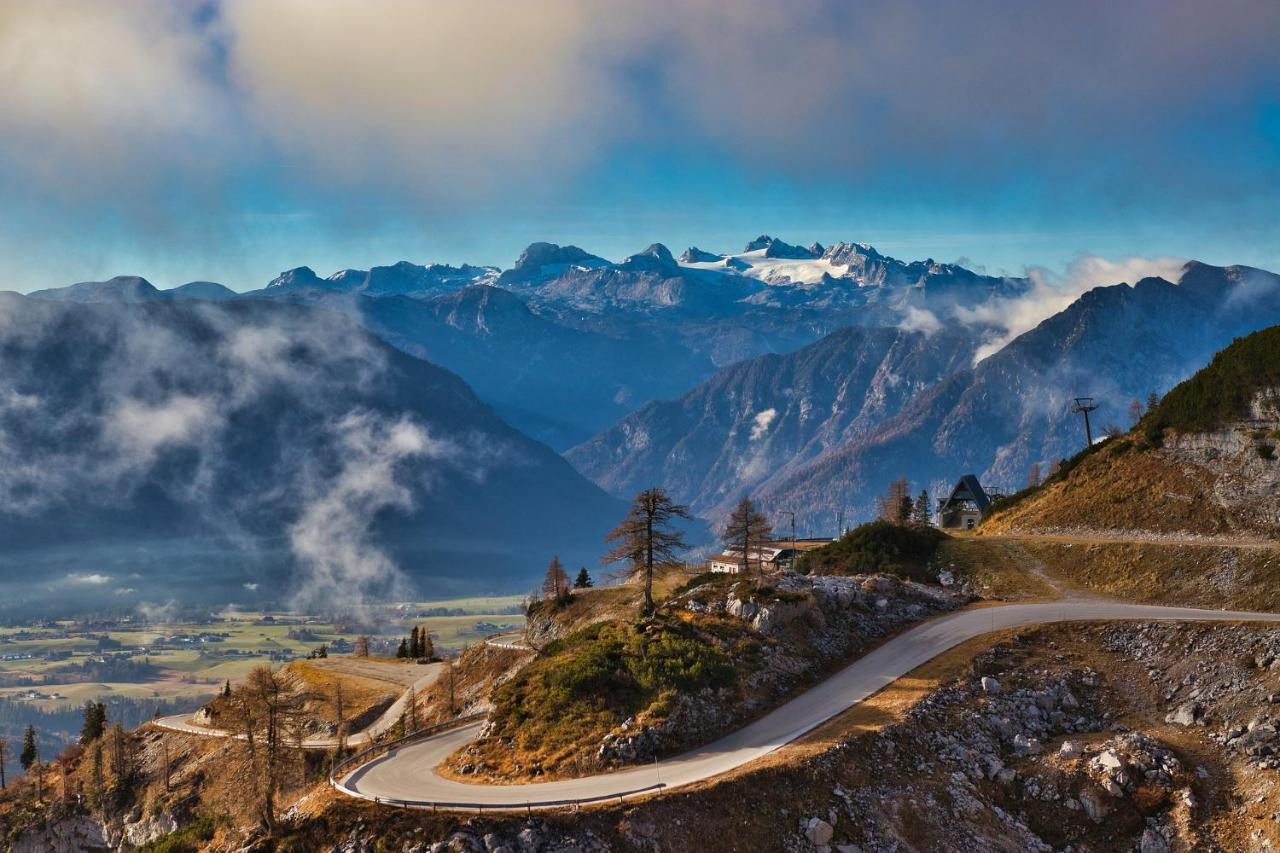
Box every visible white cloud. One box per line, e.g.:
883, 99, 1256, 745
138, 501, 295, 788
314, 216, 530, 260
898, 306, 943, 335
750, 408, 777, 441
104, 395, 219, 463
67, 572, 111, 585
287, 411, 451, 613
959, 255, 1188, 362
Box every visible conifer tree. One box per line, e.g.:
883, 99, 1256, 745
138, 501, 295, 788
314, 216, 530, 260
19, 725, 36, 772
542, 555, 571, 603
396, 638, 409, 658
912, 490, 932, 526
80, 701, 107, 745
604, 487, 692, 614
574, 567, 594, 589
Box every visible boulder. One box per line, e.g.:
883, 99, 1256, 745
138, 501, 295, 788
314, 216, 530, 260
1166, 703, 1201, 726
805, 817, 834, 846
981, 676, 1001, 695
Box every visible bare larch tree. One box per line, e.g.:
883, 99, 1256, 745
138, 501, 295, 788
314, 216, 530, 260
723, 497, 773, 582
603, 487, 692, 614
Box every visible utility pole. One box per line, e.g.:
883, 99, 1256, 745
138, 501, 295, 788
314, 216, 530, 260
1072, 397, 1098, 449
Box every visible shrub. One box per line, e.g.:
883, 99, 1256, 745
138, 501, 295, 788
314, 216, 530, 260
795, 520, 947, 581
1143, 326, 1280, 442
137, 816, 216, 853
1258, 444, 1276, 461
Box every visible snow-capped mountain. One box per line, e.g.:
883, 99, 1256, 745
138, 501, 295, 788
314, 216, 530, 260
263, 260, 498, 297
748, 262, 1280, 527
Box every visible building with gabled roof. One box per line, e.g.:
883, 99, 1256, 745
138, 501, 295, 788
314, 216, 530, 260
936, 474, 992, 529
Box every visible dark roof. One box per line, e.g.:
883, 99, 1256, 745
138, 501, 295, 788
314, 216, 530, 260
940, 474, 991, 512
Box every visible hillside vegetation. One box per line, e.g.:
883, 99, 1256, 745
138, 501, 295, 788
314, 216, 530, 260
983, 324, 1280, 538
448, 570, 965, 780
1143, 325, 1280, 443
795, 521, 947, 581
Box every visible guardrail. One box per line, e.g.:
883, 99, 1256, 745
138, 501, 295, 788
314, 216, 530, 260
328, 714, 667, 813
329, 713, 486, 786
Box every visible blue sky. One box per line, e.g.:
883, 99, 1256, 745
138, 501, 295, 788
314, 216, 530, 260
1, 0, 1278, 291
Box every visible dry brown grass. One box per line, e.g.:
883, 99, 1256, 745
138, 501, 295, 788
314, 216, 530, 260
286, 661, 401, 726
983, 438, 1230, 536
1012, 539, 1280, 610
937, 536, 1064, 600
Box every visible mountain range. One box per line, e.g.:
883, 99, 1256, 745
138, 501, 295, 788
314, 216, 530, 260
11, 239, 1280, 606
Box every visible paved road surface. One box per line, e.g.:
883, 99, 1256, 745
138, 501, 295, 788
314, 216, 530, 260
156, 662, 442, 749
483, 633, 532, 651
336, 601, 1280, 810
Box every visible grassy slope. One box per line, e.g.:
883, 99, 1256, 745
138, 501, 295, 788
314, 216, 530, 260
984, 325, 1280, 538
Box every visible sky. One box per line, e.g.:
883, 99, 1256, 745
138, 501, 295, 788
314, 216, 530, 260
1, 0, 1278, 292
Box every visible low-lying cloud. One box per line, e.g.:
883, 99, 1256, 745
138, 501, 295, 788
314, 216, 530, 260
0, 296, 463, 610
958, 256, 1188, 363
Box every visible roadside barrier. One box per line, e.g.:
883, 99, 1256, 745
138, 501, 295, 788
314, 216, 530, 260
328, 714, 667, 812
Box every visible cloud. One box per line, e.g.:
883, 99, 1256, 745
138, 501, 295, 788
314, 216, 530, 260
2, 1, 1276, 220
219, 0, 618, 201
749, 408, 777, 442
0, 2, 239, 215
287, 411, 450, 613
0, 296, 467, 609
66, 572, 111, 585
959, 255, 1188, 362
898, 307, 943, 335
104, 395, 220, 466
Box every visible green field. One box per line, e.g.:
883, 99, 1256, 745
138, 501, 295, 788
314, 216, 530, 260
0, 596, 525, 712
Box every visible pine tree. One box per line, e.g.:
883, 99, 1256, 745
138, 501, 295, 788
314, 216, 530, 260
723, 497, 773, 582
1027, 463, 1041, 489
395, 638, 409, 658
574, 567, 593, 589
79, 700, 107, 745
19, 725, 36, 772
603, 487, 693, 614
222, 679, 232, 698
912, 490, 932, 526
419, 627, 434, 660
409, 626, 420, 658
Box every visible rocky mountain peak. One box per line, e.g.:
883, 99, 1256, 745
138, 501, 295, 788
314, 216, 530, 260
679, 247, 722, 264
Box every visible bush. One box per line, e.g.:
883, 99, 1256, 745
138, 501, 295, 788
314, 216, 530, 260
1258, 443, 1276, 461
137, 816, 216, 853
492, 618, 735, 725
1143, 326, 1280, 444
794, 521, 947, 581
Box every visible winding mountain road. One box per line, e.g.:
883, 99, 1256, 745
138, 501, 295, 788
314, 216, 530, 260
335, 601, 1280, 810
155, 663, 443, 749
